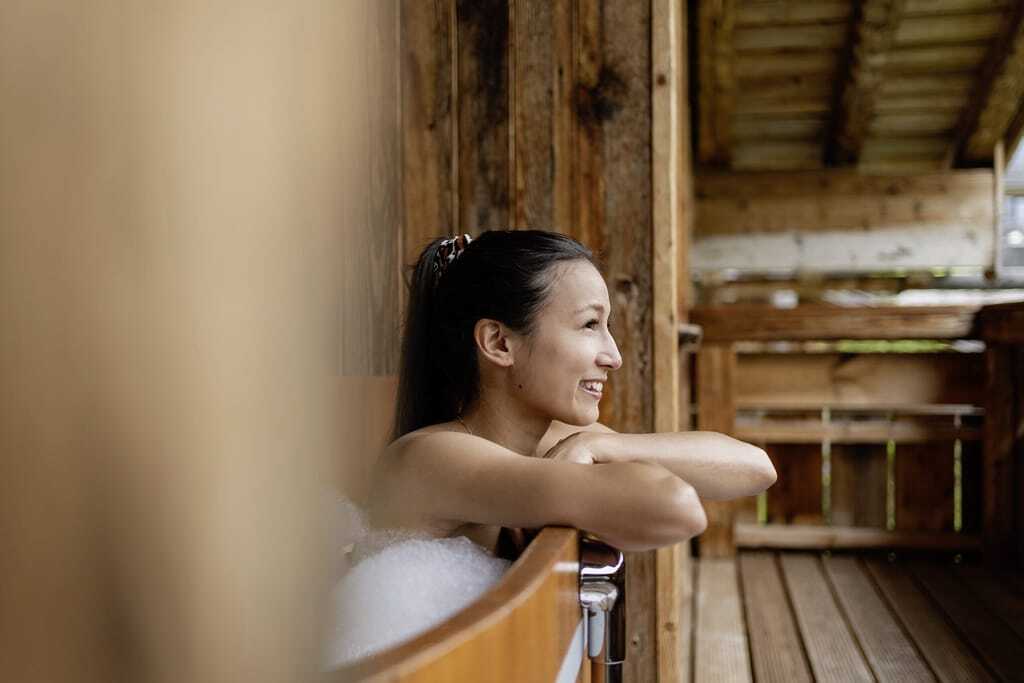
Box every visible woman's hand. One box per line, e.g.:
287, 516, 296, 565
540, 431, 601, 464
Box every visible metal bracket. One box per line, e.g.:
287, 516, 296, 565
579, 536, 625, 682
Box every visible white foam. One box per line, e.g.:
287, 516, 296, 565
324, 500, 511, 668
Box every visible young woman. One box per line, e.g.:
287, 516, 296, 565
366, 230, 776, 556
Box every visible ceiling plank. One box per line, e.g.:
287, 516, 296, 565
827, 0, 907, 166
697, 0, 736, 166
947, 3, 1024, 166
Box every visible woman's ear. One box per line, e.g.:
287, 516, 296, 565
473, 318, 517, 368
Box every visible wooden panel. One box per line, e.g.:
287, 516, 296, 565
780, 554, 874, 682
694, 559, 752, 682
697, 0, 736, 165
692, 305, 981, 342
513, 0, 554, 229
333, 528, 583, 682
896, 442, 956, 532
696, 343, 738, 557
735, 352, 985, 408
736, 524, 980, 550
765, 444, 822, 525
822, 556, 934, 680
456, 0, 510, 233
978, 300, 1024, 343
832, 444, 888, 528
912, 561, 1024, 682
864, 558, 994, 683
401, 0, 456, 263
960, 438, 984, 533
983, 344, 1017, 564
738, 552, 813, 683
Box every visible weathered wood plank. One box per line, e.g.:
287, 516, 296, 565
730, 141, 822, 170
694, 558, 752, 682
982, 344, 1017, 564
828, 0, 906, 165
456, 0, 510, 233
912, 561, 1024, 681
734, 50, 841, 79
697, 0, 736, 166
903, 0, 1008, 14
823, 555, 935, 681
764, 444, 822, 525
832, 444, 888, 528
864, 558, 994, 683
696, 168, 994, 197
691, 305, 981, 341
882, 44, 987, 72
780, 554, 873, 682
738, 552, 813, 683
401, 0, 456, 263
896, 442, 956, 532
734, 23, 849, 51
737, 525, 982, 550
733, 356, 987, 409
696, 343, 738, 557
949, 3, 1024, 164
894, 11, 1003, 45
736, 1, 852, 26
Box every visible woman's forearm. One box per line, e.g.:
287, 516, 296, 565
590, 431, 776, 501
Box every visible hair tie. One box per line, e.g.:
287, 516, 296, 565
433, 233, 473, 282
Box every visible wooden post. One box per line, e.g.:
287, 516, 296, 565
983, 344, 1017, 566
696, 343, 738, 557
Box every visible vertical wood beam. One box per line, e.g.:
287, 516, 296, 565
696, 342, 738, 557
983, 344, 1016, 566
696, 0, 735, 167
652, 1, 687, 680
400, 0, 456, 264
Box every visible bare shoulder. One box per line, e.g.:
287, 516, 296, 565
534, 419, 616, 457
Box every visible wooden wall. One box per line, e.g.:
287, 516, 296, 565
400, 2, 691, 680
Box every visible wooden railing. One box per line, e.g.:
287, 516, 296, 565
689, 303, 1020, 561
330, 527, 613, 683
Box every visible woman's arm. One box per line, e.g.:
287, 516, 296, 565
540, 423, 776, 502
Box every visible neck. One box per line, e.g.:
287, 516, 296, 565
460, 390, 550, 457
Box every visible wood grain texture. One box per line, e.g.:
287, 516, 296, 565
332, 527, 583, 683
456, 0, 510, 234
864, 558, 994, 683
401, 0, 456, 264
513, 0, 555, 229
697, 0, 735, 165
780, 553, 873, 682
832, 444, 888, 528
738, 552, 813, 683
912, 560, 1024, 682
823, 555, 935, 681
736, 524, 981, 550
696, 343, 738, 557
694, 558, 752, 682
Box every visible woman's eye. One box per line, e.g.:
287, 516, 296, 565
584, 319, 599, 329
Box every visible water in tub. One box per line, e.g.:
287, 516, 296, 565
324, 498, 511, 667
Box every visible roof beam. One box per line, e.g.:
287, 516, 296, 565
827, 0, 906, 166
697, 0, 736, 166
948, 3, 1024, 166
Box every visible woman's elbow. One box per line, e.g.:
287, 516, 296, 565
663, 480, 707, 543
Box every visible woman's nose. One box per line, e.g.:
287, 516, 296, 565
599, 335, 623, 370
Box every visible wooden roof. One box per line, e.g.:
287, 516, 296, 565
695, 0, 1024, 173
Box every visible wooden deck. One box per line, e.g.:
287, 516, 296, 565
691, 551, 1024, 683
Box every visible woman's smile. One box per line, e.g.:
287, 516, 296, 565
579, 379, 604, 399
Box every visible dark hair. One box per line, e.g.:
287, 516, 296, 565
392, 229, 595, 440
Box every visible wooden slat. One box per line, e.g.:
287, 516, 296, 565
691, 305, 981, 341
696, 168, 994, 197
894, 12, 1003, 45
903, 0, 1009, 14
736, 524, 981, 550
822, 556, 935, 680
730, 142, 822, 170
883, 44, 987, 73
513, 0, 555, 229
694, 559, 752, 682
864, 558, 994, 683
831, 443, 888, 528
982, 344, 1017, 564
955, 564, 1024, 642
765, 444, 822, 525
736, 1, 852, 26
697, 0, 735, 165
734, 50, 841, 79
736, 419, 981, 445
828, 0, 906, 165
949, 3, 1024, 164
696, 343, 738, 557
731, 115, 826, 142
734, 23, 848, 51
456, 0, 510, 233
912, 561, 1024, 681
896, 442, 957, 532
400, 0, 455, 263
779, 554, 874, 682
738, 552, 813, 683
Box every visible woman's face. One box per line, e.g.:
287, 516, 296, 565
511, 260, 622, 426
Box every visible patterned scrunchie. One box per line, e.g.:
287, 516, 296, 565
433, 233, 473, 282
